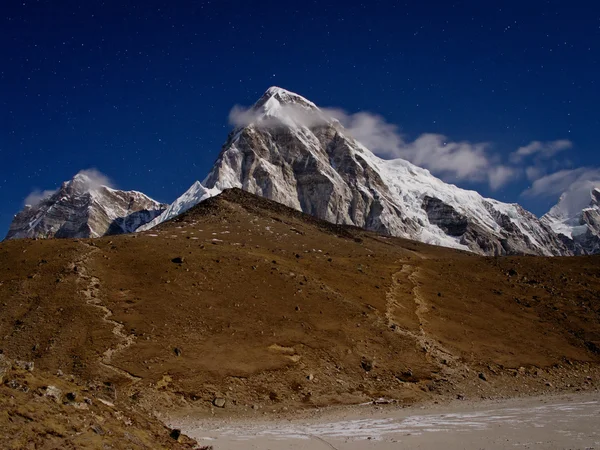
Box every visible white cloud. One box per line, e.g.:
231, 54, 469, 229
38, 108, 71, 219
521, 167, 600, 199
75, 168, 114, 190
323, 108, 513, 190
229, 104, 330, 129
489, 166, 518, 191
24, 189, 57, 207
23, 168, 114, 207
510, 139, 573, 163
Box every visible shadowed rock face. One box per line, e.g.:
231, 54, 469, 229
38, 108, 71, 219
422, 196, 468, 237
202, 87, 569, 256
5, 174, 166, 240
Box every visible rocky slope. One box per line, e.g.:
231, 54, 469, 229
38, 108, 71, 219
197, 87, 569, 256
5, 173, 166, 240
543, 186, 600, 255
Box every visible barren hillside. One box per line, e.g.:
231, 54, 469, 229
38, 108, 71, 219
1, 189, 599, 446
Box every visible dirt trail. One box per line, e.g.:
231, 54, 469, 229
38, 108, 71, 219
386, 261, 466, 372
73, 244, 141, 383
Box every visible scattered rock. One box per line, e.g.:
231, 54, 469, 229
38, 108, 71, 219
91, 424, 105, 435
307, 374, 314, 381
171, 257, 184, 264
174, 347, 182, 357
478, 372, 487, 381
213, 397, 226, 408
0, 354, 10, 383
396, 370, 417, 383
545, 382, 553, 387
43, 385, 63, 403
361, 358, 373, 372
169, 429, 181, 441
66, 392, 77, 402
457, 394, 465, 400
13, 360, 34, 372
6, 379, 29, 392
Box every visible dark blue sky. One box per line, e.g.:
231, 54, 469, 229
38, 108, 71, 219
1, 0, 599, 237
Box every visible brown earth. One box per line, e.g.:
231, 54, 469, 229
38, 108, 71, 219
1, 188, 599, 445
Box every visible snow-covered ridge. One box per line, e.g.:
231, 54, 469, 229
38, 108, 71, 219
137, 181, 220, 232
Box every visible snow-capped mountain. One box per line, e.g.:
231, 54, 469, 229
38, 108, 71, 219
7, 87, 597, 256
137, 181, 220, 232
543, 185, 600, 254
194, 86, 569, 256
5, 173, 166, 240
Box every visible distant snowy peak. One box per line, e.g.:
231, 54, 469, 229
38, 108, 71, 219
543, 184, 600, 254
200, 86, 569, 256
137, 181, 220, 231
6, 174, 166, 240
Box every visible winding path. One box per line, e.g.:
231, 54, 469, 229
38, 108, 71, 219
73, 244, 141, 382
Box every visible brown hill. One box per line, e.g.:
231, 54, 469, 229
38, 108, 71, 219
1, 188, 599, 444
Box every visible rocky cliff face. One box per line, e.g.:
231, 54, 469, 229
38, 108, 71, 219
5, 173, 166, 240
200, 87, 569, 256
543, 187, 600, 255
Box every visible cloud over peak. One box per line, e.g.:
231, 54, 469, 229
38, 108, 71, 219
227, 102, 578, 194
24, 168, 114, 207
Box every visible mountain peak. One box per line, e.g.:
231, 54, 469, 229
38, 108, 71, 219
253, 86, 319, 112
6, 175, 165, 240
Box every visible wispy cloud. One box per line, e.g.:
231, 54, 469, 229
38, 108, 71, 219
76, 168, 114, 190
229, 103, 330, 129
323, 108, 515, 190
510, 140, 573, 164
23, 168, 114, 207
521, 167, 600, 199
24, 189, 57, 207
228, 102, 575, 192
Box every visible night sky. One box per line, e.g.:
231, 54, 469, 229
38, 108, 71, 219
1, 0, 599, 237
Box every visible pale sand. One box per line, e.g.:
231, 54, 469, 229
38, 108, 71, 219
170, 392, 600, 449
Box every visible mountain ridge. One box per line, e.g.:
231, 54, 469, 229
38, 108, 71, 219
5, 87, 599, 255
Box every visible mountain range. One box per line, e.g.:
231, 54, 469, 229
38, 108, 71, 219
5, 87, 600, 256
